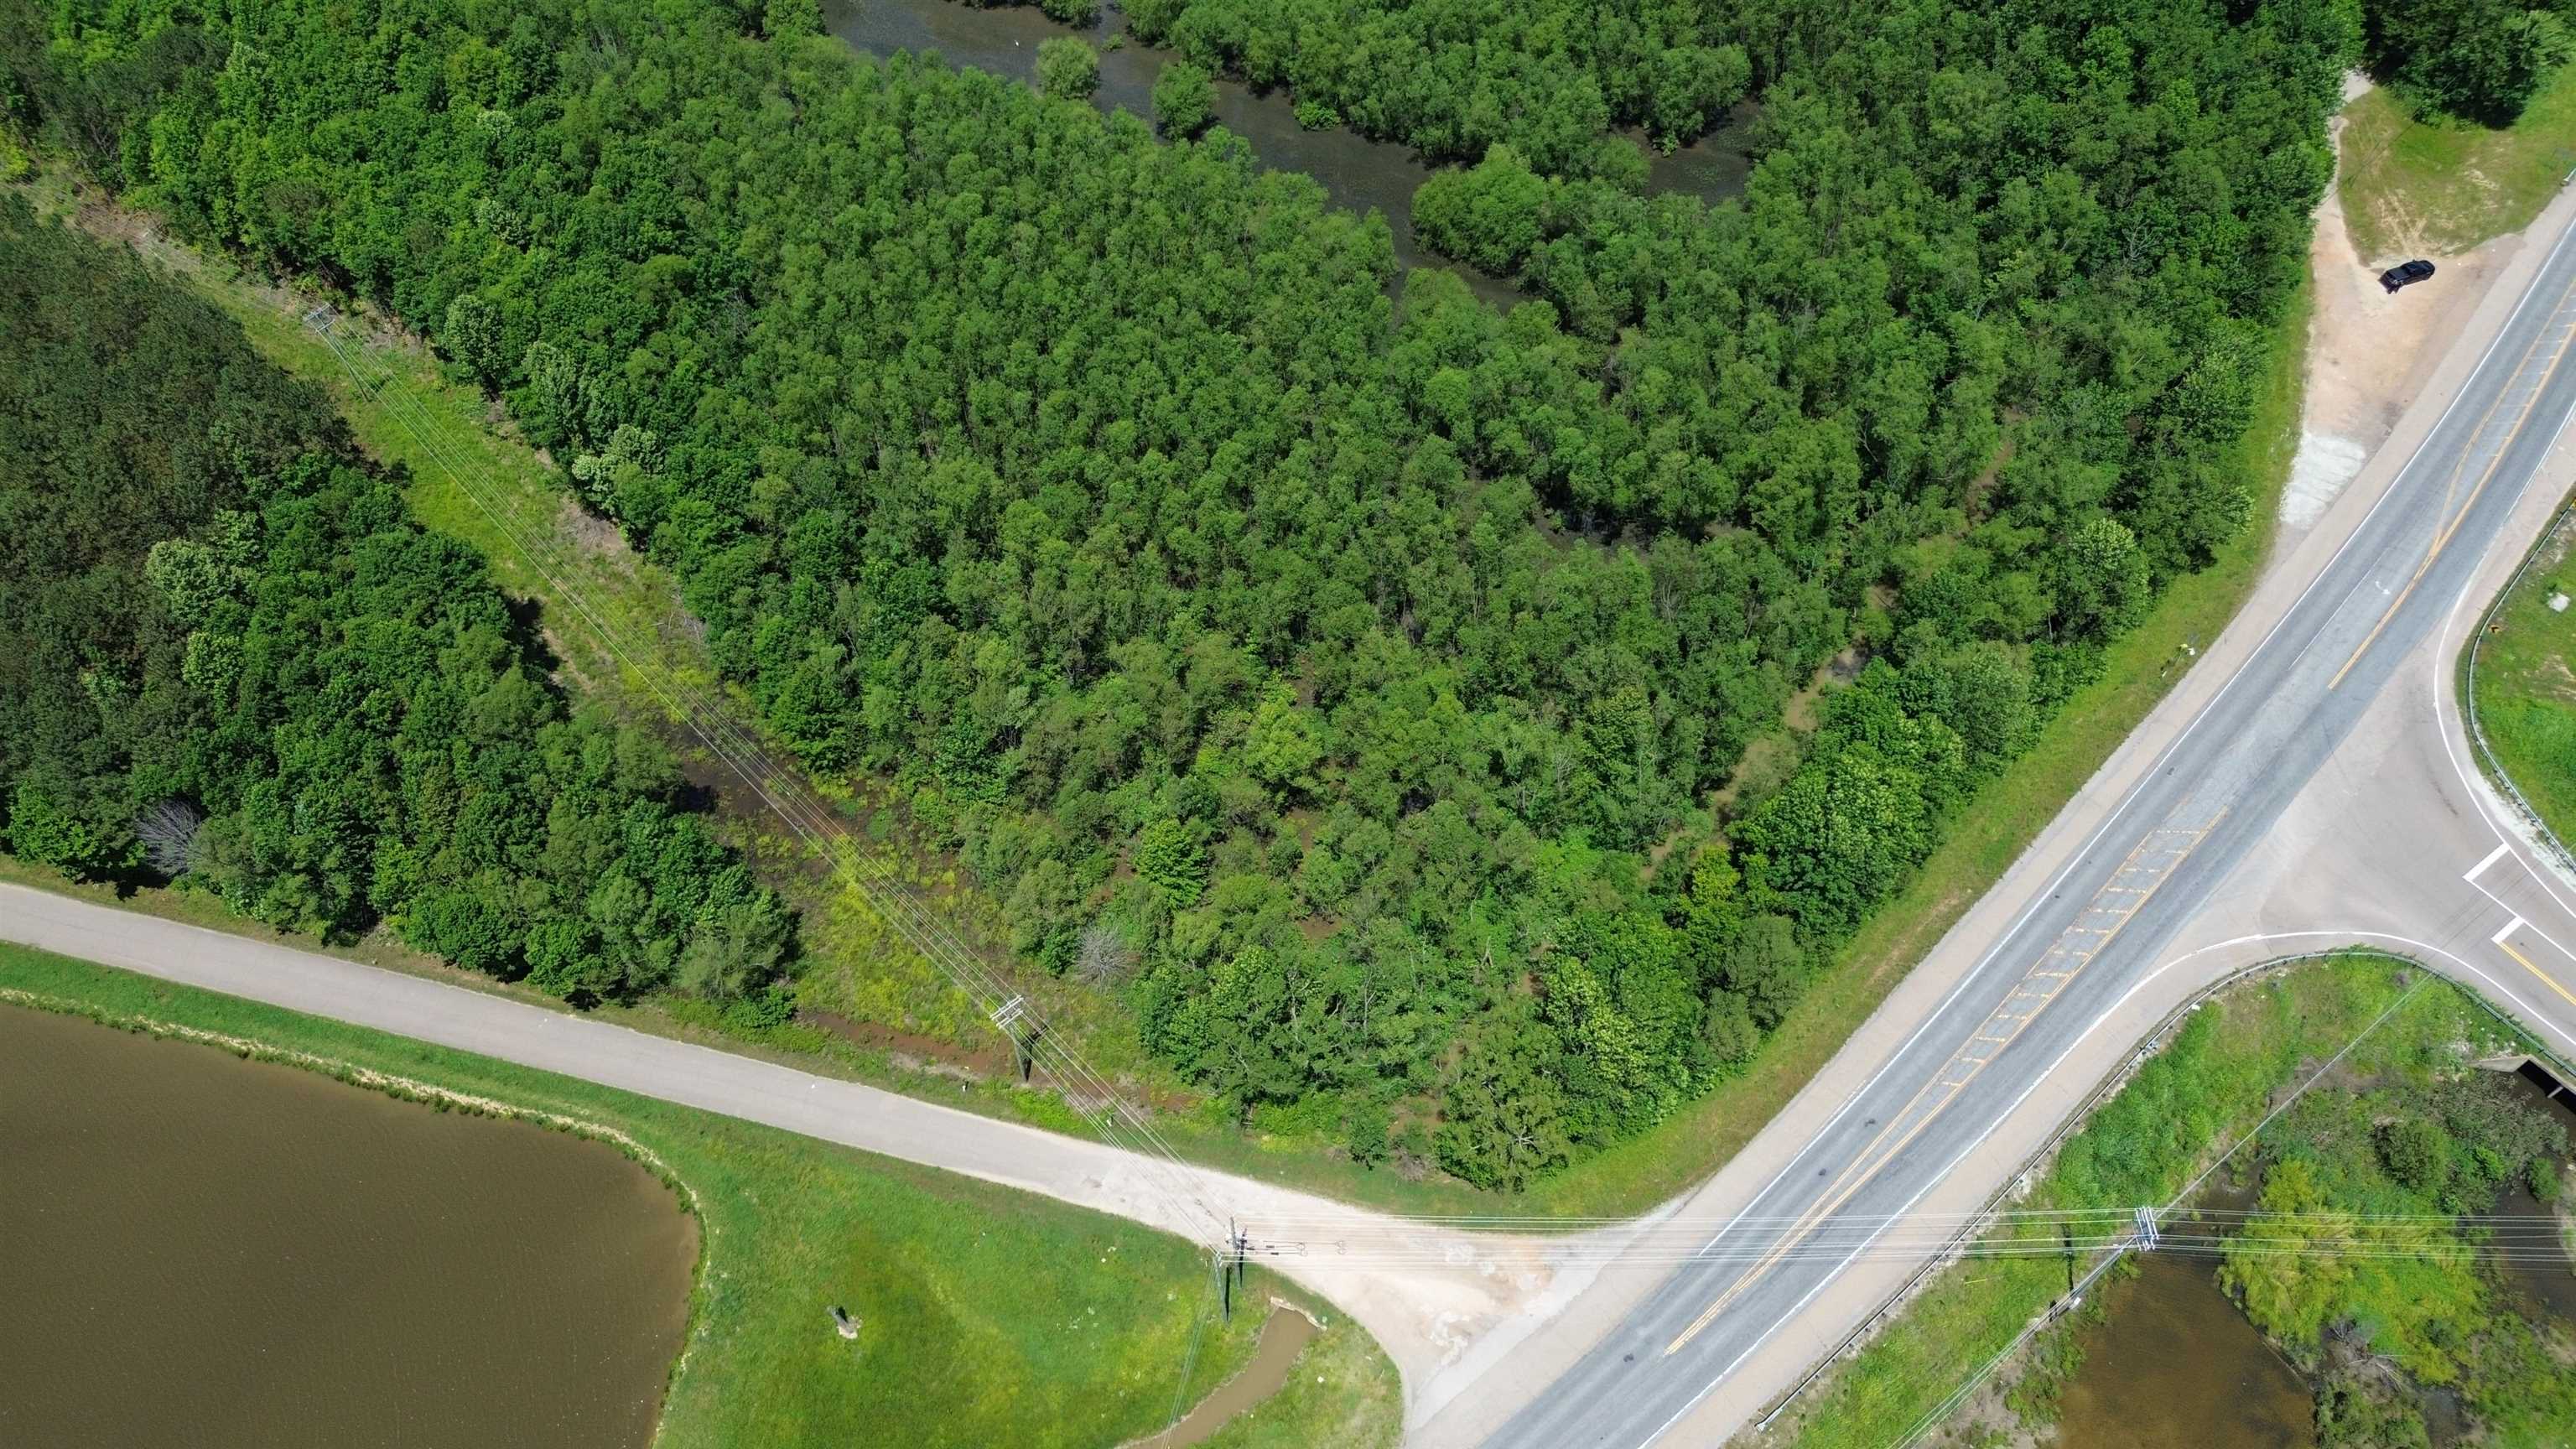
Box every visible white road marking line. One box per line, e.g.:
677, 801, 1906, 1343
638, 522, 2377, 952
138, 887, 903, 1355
2468, 843, 2511, 881
2493, 914, 2528, 945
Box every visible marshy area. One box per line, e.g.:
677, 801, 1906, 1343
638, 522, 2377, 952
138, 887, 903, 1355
2037, 1064, 2576, 1449
1756, 958, 2576, 1449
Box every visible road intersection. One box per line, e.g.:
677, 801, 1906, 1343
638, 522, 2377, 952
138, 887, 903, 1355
1410, 179, 2576, 1449
14, 173, 2576, 1449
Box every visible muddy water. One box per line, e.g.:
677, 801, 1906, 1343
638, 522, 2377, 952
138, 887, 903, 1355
823, 0, 1752, 290
1134, 1305, 1319, 1448
0, 1004, 696, 1449
2054, 1250, 2317, 1449
2496, 1071, 2576, 1322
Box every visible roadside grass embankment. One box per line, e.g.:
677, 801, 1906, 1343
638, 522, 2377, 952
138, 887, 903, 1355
1742, 957, 2559, 1449
3, 161, 2314, 1220
2340, 70, 2576, 263
1510, 278, 2313, 1219
2468, 498, 2576, 846
0, 942, 1400, 1449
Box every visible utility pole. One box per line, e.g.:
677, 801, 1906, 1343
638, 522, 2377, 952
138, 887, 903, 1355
990, 995, 1035, 1082
1221, 1220, 1250, 1322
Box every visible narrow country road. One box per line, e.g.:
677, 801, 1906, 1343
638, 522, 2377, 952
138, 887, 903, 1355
22, 183, 2576, 1449
0, 877, 1602, 1414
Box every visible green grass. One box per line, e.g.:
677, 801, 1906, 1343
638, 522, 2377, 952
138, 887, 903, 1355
1195, 1314, 1403, 1449
2340, 70, 2576, 263
0, 941, 1405, 1449
2, 164, 2319, 1222
2470, 502, 2576, 841
1750, 956, 2538, 1449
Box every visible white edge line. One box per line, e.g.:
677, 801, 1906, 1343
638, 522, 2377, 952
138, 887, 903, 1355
1627, 925, 2576, 1449
1668, 221, 2576, 1268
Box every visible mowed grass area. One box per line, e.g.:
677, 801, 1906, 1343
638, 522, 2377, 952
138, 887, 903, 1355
1748, 957, 2527, 1449
2340, 70, 2576, 263
3, 163, 2316, 1220
0, 943, 1409, 1449
2469, 506, 2576, 838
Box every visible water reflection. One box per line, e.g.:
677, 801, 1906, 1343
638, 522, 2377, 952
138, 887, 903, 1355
0, 1004, 695, 1449
821, 0, 1751, 298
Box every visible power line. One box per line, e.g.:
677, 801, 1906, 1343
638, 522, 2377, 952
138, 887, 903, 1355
304, 309, 1234, 1243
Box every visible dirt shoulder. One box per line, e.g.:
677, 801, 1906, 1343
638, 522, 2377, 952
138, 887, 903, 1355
2285, 84, 2517, 533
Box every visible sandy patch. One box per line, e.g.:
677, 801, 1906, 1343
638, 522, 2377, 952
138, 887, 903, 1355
2288, 82, 2516, 532
2280, 430, 2370, 530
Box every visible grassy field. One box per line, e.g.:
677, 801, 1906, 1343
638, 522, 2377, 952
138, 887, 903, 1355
2469, 504, 2576, 842
2341, 71, 2576, 263
0, 942, 1405, 1449
2, 159, 2319, 1220
1196, 1316, 1402, 1449
1747, 956, 2542, 1449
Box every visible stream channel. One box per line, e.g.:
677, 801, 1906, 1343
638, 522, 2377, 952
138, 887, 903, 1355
823, 0, 1755, 300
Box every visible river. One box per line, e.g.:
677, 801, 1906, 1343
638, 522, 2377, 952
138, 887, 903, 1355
0, 1003, 696, 1449
822, 0, 1753, 293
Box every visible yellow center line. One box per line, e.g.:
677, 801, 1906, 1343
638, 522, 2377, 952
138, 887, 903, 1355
1658, 807, 2225, 1357
2329, 293, 2576, 689
2496, 937, 2576, 1009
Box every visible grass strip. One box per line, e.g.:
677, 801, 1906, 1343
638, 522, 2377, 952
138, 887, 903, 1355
0, 941, 1406, 1449
1748, 956, 2542, 1449
2468, 497, 2576, 842
5, 165, 2306, 1220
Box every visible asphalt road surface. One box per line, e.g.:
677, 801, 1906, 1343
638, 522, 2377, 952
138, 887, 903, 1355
1478, 203, 2576, 1449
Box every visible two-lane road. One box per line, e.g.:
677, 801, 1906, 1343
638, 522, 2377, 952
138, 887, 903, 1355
1467, 194, 2576, 1449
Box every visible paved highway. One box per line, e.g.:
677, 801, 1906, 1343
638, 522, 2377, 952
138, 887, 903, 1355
1471, 199, 2576, 1449
19, 174, 2576, 1449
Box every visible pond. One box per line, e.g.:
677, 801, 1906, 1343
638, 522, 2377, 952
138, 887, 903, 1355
823, 0, 1754, 293
2054, 1248, 2317, 1449
0, 1003, 697, 1449
2054, 1070, 2576, 1449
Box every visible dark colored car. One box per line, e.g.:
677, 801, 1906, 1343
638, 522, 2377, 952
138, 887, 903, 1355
2381, 258, 2437, 293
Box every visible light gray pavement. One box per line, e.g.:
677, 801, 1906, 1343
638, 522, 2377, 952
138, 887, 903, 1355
18, 172, 2576, 1449
1422, 178, 2576, 1449
0, 878, 1653, 1421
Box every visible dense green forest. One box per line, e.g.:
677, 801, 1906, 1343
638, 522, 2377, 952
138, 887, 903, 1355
1124, 0, 2576, 169
0, 198, 794, 1012
6, 0, 2347, 1187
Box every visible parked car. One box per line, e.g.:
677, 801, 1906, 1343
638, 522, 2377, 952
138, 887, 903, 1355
2381, 258, 2436, 293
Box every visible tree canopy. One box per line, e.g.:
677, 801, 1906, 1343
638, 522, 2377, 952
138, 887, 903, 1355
0, 198, 793, 1013
7, 0, 2360, 1184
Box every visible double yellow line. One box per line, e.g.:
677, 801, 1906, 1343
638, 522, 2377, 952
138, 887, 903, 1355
2329, 290, 2576, 690
1660, 810, 2222, 1357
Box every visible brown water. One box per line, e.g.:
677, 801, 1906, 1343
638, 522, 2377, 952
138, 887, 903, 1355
2496, 1072, 2576, 1322
0, 1004, 697, 1449
822, 0, 1752, 294
1133, 1305, 1320, 1448
2054, 1072, 2576, 1449
2054, 1251, 2316, 1449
